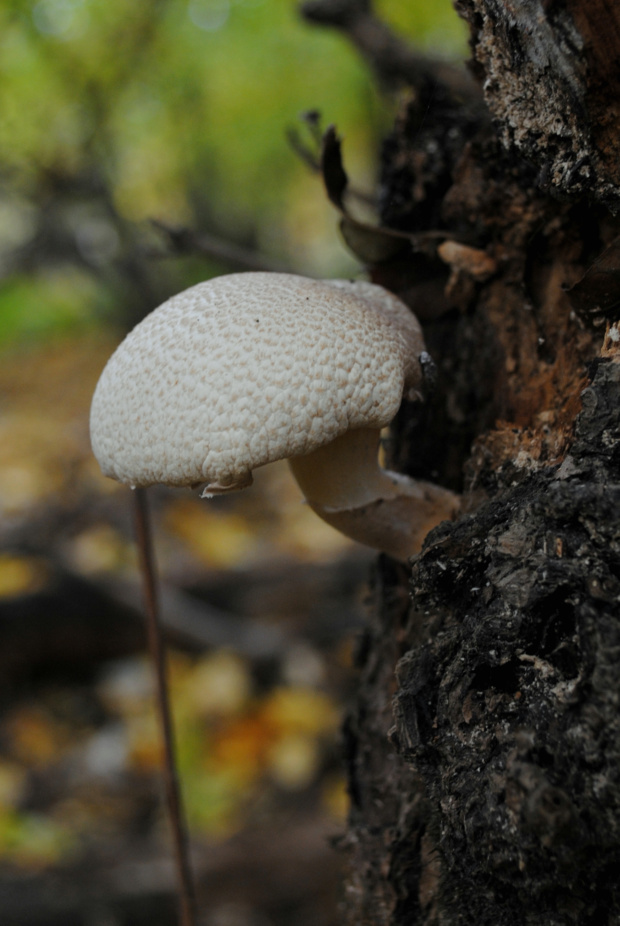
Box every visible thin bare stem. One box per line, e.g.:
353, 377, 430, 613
133, 487, 197, 926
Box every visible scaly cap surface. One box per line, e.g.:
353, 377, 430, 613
90, 272, 424, 490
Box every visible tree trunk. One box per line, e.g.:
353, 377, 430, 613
327, 2, 620, 923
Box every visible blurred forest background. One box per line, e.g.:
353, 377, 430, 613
0, 2, 465, 923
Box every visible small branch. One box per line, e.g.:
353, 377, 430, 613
150, 220, 292, 274
300, 0, 479, 98
286, 126, 322, 173
133, 488, 197, 926
108, 575, 291, 658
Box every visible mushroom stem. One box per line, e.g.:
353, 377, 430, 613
133, 488, 197, 926
288, 428, 459, 561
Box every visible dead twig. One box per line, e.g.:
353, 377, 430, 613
150, 220, 292, 274
300, 0, 479, 99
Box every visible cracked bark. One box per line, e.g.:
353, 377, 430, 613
332, 2, 620, 923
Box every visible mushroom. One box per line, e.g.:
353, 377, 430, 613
90, 271, 459, 923
90, 271, 458, 561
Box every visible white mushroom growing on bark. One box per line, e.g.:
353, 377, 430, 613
90, 271, 459, 561
89, 271, 460, 924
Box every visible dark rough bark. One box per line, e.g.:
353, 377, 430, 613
455, 0, 620, 214
324, 1, 620, 924
394, 359, 620, 925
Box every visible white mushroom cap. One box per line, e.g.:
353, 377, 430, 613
90, 272, 424, 492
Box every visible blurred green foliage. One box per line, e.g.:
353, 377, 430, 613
0, 0, 466, 347
0, 0, 468, 868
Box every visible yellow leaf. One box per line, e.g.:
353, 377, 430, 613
0, 555, 44, 598
125, 714, 162, 772
164, 497, 258, 568
209, 715, 271, 782
4, 706, 69, 766
321, 773, 349, 822
260, 687, 340, 738
181, 651, 251, 719
267, 733, 319, 791
67, 524, 134, 575
0, 762, 26, 810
